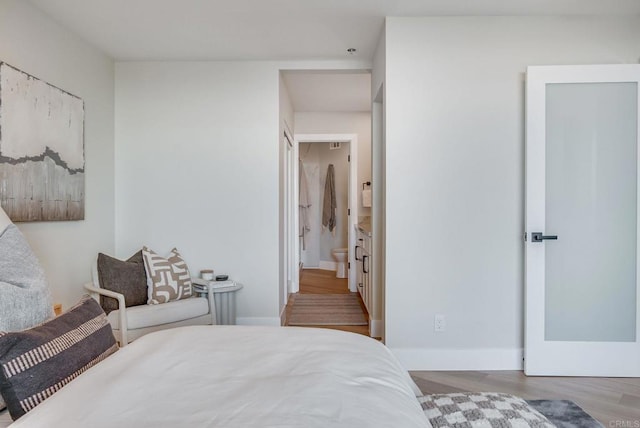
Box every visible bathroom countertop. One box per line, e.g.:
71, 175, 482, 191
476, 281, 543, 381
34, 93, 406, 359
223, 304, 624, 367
356, 221, 372, 237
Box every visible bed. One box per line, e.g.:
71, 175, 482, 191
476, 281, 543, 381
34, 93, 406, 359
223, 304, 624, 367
1, 325, 430, 427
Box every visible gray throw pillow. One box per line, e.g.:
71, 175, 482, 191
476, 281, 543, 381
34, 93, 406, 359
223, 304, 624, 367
97, 251, 148, 314
0, 224, 53, 332
0, 219, 53, 413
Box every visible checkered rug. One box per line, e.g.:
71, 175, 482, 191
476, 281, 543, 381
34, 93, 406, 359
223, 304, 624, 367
419, 393, 556, 428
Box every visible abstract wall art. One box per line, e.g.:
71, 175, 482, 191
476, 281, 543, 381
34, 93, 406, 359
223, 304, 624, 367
0, 62, 85, 221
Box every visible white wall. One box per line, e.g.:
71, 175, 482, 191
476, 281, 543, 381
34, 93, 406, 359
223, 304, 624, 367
384, 16, 640, 369
299, 142, 350, 267
295, 112, 372, 218
0, 0, 115, 309
116, 59, 370, 324
115, 61, 280, 325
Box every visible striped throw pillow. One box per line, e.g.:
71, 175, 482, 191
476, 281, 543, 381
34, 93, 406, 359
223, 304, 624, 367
0, 296, 118, 421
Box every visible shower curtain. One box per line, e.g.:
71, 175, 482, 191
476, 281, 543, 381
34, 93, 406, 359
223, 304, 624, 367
299, 160, 311, 250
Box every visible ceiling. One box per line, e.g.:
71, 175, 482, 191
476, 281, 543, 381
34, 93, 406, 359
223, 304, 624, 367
282, 72, 371, 112
29, 0, 640, 62
28, 0, 639, 114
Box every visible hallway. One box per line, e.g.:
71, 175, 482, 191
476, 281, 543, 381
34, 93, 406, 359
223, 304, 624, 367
284, 269, 369, 337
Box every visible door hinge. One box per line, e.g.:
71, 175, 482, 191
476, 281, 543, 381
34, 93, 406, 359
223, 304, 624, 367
348, 262, 350, 269
523, 232, 527, 242
348, 208, 350, 216
348, 155, 350, 162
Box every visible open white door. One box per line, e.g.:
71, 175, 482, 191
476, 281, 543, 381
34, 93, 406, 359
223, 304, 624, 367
525, 64, 640, 376
284, 130, 298, 301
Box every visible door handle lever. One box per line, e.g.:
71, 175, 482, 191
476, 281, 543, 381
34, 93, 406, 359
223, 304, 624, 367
531, 232, 558, 243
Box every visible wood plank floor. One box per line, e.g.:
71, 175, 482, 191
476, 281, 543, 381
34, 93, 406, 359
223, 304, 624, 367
298, 268, 351, 294
283, 269, 369, 336
410, 370, 640, 425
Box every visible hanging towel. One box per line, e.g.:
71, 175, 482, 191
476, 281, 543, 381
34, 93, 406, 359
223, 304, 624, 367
322, 164, 337, 234
362, 189, 372, 208
299, 160, 312, 250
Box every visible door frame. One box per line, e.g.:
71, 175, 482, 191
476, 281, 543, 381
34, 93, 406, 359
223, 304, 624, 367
290, 133, 359, 293
525, 64, 640, 376
283, 127, 295, 310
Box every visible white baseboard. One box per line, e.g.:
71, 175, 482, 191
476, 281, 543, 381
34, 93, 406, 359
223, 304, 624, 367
390, 347, 524, 371
318, 260, 337, 271
235, 317, 281, 326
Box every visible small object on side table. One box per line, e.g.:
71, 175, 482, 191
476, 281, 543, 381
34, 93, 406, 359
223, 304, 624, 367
201, 269, 214, 281
216, 274, 228, 281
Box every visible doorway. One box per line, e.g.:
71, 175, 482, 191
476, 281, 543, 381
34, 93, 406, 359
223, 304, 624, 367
279, 70, 373, 335
282, 133, 369, 334
294, 134, 358, 293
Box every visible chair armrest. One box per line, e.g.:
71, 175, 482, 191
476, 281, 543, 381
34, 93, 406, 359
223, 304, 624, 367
84, 283, 125, 306
83, 283, 129, 346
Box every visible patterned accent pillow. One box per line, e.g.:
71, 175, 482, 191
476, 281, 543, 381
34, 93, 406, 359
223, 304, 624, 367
142, 247, 193, 304
0, 296, 118, 421
419, 392, 555, 428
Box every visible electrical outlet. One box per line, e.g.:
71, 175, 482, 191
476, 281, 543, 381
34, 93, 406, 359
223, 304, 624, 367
434, 314, 446, 332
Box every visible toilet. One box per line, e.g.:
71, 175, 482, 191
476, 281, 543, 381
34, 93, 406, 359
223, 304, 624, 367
331, 248, 348, 278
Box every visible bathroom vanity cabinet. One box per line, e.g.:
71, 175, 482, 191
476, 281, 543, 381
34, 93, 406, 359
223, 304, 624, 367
356, 230, 371, 313
356, 223, 380, 337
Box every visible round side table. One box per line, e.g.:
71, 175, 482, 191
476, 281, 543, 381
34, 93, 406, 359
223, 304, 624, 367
193, 280, 243, 325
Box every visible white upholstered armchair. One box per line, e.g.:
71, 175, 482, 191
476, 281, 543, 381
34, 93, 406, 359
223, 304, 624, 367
85, 261, 216, 346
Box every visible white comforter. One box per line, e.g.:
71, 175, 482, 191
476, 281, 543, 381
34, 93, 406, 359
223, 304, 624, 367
9, 326, 430, 428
